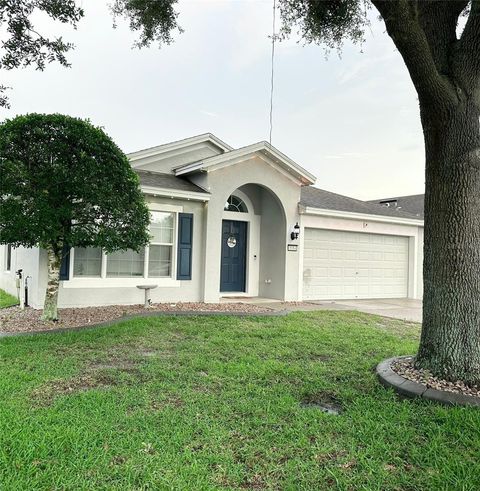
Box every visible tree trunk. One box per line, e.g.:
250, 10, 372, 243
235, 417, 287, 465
41, 245, 62, 321
415, 96, 480, 385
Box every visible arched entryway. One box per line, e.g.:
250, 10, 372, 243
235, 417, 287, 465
219, 183, 287, 300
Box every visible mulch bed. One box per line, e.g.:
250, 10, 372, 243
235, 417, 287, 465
0, 302, 273, 334
391, 356, 480, 398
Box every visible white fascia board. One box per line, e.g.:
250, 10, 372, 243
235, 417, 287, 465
128, 133, 233, 162
300, 206, 424, 226
174, 141, 316, 185
262, 142, 317, 185
141, 185, 210, 202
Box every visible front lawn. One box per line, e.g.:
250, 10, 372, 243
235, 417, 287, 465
0, 311, 478, 490
0, 288, 18, 309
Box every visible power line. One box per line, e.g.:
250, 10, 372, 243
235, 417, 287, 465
269, 0, 276, 145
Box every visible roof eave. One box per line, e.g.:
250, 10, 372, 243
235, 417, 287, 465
140, 185, 210, 202
128, 133, 233, 162
299, 205, 424, 226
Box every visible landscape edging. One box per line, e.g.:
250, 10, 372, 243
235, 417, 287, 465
376, 356, 480, 407
0, 309, 289, 338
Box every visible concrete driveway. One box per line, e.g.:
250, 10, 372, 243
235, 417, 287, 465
304, 298, 423, 323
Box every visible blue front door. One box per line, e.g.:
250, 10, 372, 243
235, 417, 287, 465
220, 220, 247, 292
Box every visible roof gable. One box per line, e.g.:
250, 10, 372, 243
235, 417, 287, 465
174, 141, 316, 186
128, 133, 233, 174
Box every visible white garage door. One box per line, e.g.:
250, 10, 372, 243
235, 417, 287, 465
303, 229, 409, 300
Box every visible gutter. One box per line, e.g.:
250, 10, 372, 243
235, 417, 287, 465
140, 185, 210, 202
299, 205, 424, 226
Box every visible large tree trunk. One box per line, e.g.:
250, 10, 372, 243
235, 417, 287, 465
415, 97, 480, 385
41, 245, 62, 321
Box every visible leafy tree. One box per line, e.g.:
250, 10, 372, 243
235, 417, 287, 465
0, 1, 478, 384
0, 114, 150, 320
0, 0, 180, 107
277, 0, 480, 385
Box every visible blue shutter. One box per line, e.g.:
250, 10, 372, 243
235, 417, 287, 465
59, 245, 71, 281
177, 213, 193, 280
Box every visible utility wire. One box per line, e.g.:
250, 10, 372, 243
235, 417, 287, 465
269, 0, 276, 145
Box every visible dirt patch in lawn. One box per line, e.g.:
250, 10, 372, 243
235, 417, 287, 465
0, 302, 273, 334
300, 392, 343, 415
32, 355, 151, 406
32, 372, 119, 406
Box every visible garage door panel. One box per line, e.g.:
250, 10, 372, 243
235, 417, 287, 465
303, 229, 409, 300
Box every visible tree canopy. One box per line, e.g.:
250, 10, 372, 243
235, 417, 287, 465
0, 0, 180, 107
0, 113, 151, 320
0, 113, 150, 253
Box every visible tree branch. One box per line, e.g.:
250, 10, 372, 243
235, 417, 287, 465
417, 0, 469, 75
371, 0, 457, 106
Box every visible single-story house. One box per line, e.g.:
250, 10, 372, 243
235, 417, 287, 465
0, 133, 425, 308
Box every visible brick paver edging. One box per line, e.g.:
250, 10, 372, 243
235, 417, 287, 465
0, 309, 289, 339
376, 356, 480, 407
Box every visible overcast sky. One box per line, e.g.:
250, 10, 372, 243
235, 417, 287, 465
1, 0, 426, 200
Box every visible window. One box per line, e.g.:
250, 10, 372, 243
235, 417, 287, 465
5, 244, 12, 271
68, 210, 178, 281
224, 195, 248, 213
73, 247, 102, 277
107, 249, 145, 277
148, 211, 174, 277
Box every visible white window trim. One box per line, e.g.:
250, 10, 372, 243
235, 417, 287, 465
148, 211, 177, 279
65, 208, 182, 289
70, 247, 103, 279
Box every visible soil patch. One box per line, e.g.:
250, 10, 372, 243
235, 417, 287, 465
32, 354, 150, 406
300, 392, 342, 415
32, 372, 119, 406
0, 302, 273, 334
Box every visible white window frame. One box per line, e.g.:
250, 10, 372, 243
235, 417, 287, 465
146, 211, 176, 279
106, 247, 147, 279
71, 247, 103, 278
65, 203, 182, 289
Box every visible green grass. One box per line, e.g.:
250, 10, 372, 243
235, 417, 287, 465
0, 311, 478, 490
0, 288, 18, 308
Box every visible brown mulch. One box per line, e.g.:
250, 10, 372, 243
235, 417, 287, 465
391, 357, 480, 398
0, 302, 273, 334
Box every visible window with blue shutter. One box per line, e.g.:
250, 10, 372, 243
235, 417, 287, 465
59, 245, 71, 280
177, 213, 193, 280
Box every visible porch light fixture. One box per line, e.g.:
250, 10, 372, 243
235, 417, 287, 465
290, 222, 300, 241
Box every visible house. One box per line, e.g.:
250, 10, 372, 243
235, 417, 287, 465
0, 134, 425, 308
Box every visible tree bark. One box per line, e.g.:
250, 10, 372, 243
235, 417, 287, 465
415, 97, 480, 385
41, 245, 62, 321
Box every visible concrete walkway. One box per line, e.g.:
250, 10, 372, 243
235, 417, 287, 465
224, 297, 422, 322
260, 298, 422, 323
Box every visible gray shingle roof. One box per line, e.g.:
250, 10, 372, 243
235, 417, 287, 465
300, 187, 422, 220
135, 170, 209, 194
367, 194, 424, 218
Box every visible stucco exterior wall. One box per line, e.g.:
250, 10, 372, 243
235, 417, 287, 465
258, 189, 286, 299
0, 244, 40, 306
